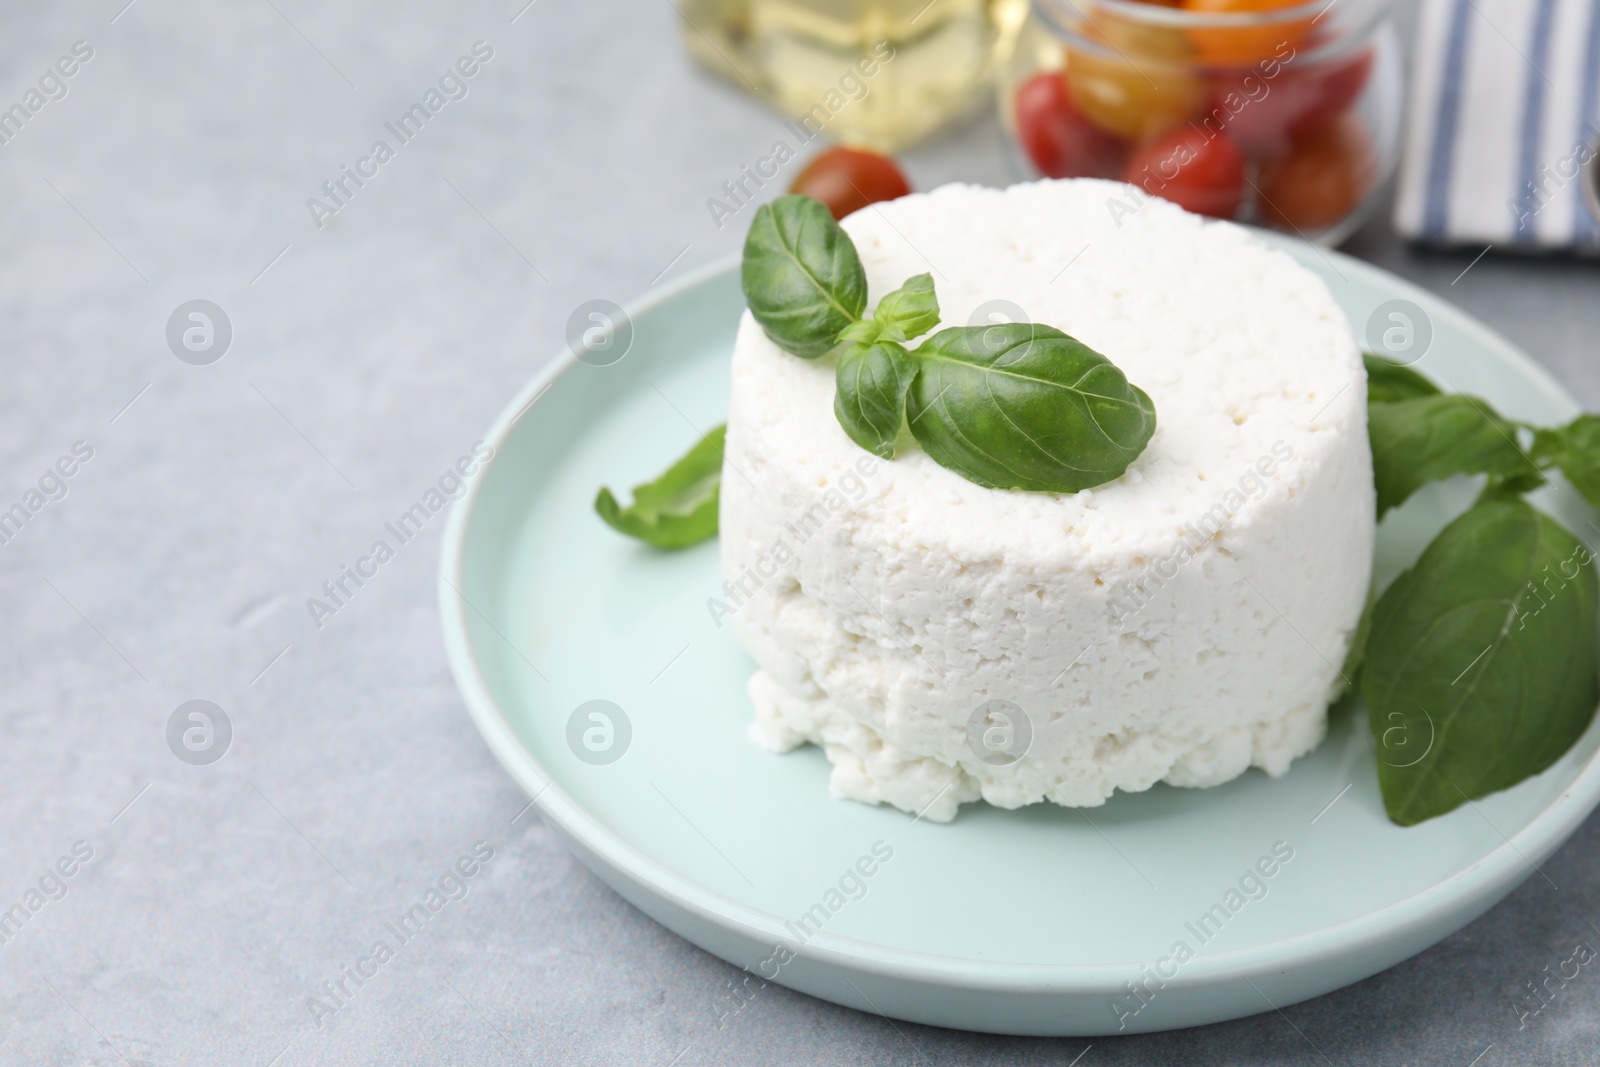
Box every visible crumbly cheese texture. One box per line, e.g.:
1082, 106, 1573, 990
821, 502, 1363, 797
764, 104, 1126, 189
719, 179, 1374, 822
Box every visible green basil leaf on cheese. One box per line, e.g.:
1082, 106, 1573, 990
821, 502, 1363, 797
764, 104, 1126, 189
1530, 415, 1600, 509
741, 195, 867, 360
1363, 352, 1440, 404
905, 323, 1156, 493
834, 341, 915, 460
595, 424, 725, 549
1368, 394, 1534, 516
1363, 498, 1598, 826
868, 272, 940, 343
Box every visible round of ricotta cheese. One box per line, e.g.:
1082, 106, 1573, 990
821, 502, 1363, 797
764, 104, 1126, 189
719, 179, 1374, 823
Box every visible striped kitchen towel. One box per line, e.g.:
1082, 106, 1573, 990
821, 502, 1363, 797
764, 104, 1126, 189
1394, 0, 1600, 250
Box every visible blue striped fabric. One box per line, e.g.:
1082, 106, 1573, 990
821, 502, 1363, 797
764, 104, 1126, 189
1421, 0, 1474, 241
1395, 0, 1600, 250
1512, 0, 1559, 244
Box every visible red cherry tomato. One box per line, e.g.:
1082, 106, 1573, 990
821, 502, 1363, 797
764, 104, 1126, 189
1289, 47, 1374, 136
1183, 0, 1313, 65
789, 147, 912, 221
1257, 112, 1374, 231
1014, 72, 1130, 179
1122, 126, 1247, 218
1210, 47, 1373, 156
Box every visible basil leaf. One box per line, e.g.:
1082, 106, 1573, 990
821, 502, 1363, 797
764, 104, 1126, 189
741, 195, 866, 360
905, 324, 1156, 493
1530, 415, 1600, 508
595, 425, 725, 549
834, 341, 915, 459
1363, 352, 1440, 404
1363, 498, 1598, 826
1368, 394, 1533, 516
869, 272, 940, 342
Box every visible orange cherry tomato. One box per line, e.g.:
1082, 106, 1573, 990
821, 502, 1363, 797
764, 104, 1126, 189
1183, 0, 1313, 66
1257, 113, 1374, 231
1123, 126, 1247, 218
789, 147, 912, 221
1014, 72, 1130, 179
1066, 21, 1208, 141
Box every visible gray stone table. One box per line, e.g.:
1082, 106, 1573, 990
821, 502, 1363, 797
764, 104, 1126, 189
1, 1, 1598, 1064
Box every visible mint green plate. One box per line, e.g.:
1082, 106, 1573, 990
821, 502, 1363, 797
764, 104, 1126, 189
440, 237, 1600, 1036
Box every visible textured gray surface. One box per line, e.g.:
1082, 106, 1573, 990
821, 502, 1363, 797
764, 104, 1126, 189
2, 1, 1600, 1064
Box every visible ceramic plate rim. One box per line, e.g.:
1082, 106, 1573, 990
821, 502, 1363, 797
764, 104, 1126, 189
439, 239, 1600, 994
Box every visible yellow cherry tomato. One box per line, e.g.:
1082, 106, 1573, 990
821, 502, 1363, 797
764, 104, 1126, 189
1182, 0, 1313, 66
1066, 20, 1208, 141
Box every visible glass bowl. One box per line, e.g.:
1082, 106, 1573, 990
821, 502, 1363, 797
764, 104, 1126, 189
999, 0, 1402, 244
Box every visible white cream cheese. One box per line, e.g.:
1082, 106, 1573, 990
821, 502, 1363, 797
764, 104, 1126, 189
718, 179, 1374, 822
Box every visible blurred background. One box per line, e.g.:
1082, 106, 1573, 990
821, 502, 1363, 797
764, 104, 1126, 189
0, 0, 1598, 1064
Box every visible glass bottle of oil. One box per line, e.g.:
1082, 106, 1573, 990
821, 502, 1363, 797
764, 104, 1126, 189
679, 0, 1027, 152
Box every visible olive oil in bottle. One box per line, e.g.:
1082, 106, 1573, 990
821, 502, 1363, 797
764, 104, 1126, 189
679, 0, 1026, 151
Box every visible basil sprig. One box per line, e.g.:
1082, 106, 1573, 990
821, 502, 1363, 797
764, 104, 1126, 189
595, 425, 725, 549
1357, 354, 1600, 824
742, 195, 1156, 493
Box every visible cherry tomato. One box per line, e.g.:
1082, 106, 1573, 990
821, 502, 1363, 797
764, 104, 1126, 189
1014, 72, 1130, 179
1257, 113, 1374, 231
1066, 21, 1208, 140
1210, 47, 1373, 156
789, 147, 912, 221
1286, 47, 1373, 136
1122, 126, 1247, 218
1183, 0, 1313, 65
